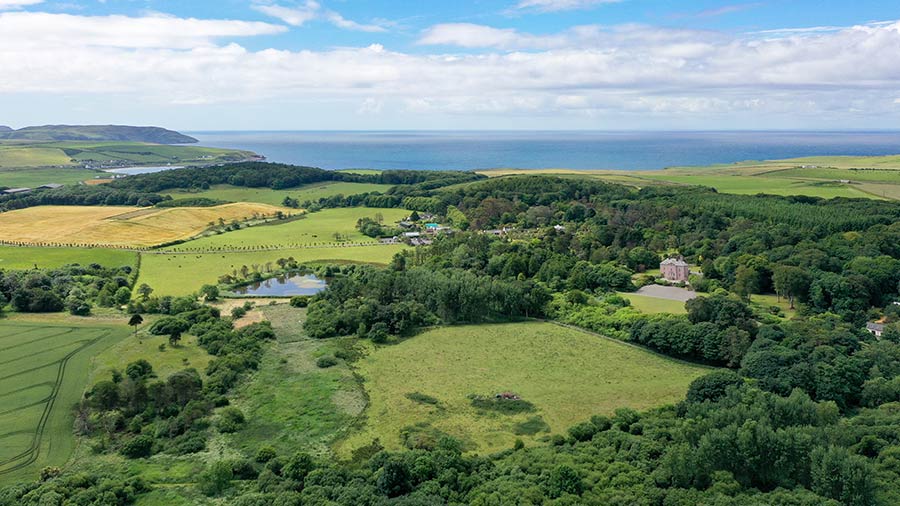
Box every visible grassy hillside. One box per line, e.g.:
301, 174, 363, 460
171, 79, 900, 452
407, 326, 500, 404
478, 154, 900, 201
0, 125, 197, 144
338, 321, 711, 457
0, 141, 257, 171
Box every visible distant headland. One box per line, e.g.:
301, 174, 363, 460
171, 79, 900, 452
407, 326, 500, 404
0, 125, 197, 144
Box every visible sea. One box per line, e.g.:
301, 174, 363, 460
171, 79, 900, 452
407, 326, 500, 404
188, 131, 900, 172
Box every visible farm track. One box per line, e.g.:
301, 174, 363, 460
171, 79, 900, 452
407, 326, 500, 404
0, 328, 109, 476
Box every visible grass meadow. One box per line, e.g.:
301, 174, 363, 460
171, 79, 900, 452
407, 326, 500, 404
223, 305, 365, 458
0, 167, 103, 187
166, 182, 395, 206
0, 320, 128, 484
636, 174, 878, 199
337, 321, 711, 457
618, 292, 688, 314
136, 244, 407, 296
163, 207, 409, 251
0, 203, 288, 248
0, 145, 72, 169
0, 246, 136, 270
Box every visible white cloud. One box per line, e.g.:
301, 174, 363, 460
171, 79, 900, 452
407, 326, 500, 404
2, 11, 900, 126
515, 0, 622, 12
0, 12, 286, 48
252, 1, 387, 32
418, 23, 568, 50
0, 0, 42, 9
253, 3, 318, 27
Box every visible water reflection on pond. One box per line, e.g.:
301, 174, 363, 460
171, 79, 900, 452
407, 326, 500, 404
234, 274, 327, 296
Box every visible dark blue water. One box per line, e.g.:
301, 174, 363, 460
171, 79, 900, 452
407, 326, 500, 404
188, 131, 900, 171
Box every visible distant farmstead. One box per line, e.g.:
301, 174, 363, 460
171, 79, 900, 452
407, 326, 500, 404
660, 257, 690, 283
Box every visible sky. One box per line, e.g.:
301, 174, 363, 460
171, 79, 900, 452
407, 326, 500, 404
1, 0, 900, 130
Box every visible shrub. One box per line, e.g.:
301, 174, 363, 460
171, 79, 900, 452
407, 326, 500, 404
256, 446, 277, 463
217, 407, 246, 433
469, 394, 535, 414
686, 370, 744, 404
405, 392, 440, 406
568, 420, 599, 442
289, 296, 309, 308
120, 435, 154, 459
198, 461, 234, 496
316, 356, 338, 368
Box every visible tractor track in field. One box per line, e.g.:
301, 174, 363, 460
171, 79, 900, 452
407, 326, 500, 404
0, 339, 90, 367
0, 328, 76, 353
0, 329, 109, 476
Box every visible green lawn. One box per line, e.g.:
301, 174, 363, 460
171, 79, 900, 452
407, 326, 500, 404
0, 167, 103, 187
136, 244, 407, 296
749, 293, 797, 320
638, 174, 878, 199
0, 320, 129, 484
0, 246, 136, 270
338, 321, 711, 457
618, 292, 688, 314
163, 207, 409, 251
223, 305, 364, 458
166, 182, 394, 206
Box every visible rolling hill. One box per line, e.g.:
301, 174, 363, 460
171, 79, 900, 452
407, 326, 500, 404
0, 125, 197, 144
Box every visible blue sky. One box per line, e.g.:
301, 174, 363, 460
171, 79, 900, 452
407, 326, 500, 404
1, 0, 899, 130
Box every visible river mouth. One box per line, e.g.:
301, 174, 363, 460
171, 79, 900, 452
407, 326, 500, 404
234, 274, 327, 297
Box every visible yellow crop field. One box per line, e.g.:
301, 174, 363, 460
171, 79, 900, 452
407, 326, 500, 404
0, 203, 289, 248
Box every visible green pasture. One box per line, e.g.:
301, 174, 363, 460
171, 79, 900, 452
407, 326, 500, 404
163, 207, 409, 251
136, 244, 407, 296
0, 146, 72, 169
0, 246, 136, 270
0, 141, 253, 170
618, 292, 688, 314
764, 166, 900, 183
0, 320, 129, 484
338, 321, 710, 457
637, 174, 878, 199
224, 305, 364, 458
0, 167, 102, 187
166, 181, 394, 207
89, 329, 212, 386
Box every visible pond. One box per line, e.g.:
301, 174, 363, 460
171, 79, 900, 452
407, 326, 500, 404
234, 274, 327, 297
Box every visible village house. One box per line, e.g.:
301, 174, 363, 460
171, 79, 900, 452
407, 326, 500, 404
660, 257, 690, 283
867, 322, 885, 339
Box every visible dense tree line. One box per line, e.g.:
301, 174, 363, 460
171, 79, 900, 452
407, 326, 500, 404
0, 185, 165, 212
0, 263, 135, 315
107, 162, 483, 193
304, 263, 550, 340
